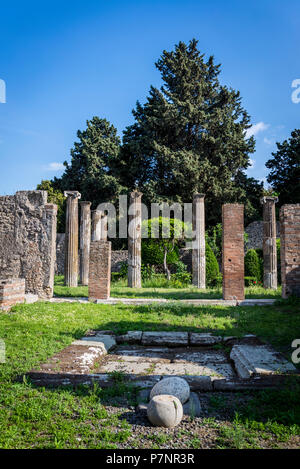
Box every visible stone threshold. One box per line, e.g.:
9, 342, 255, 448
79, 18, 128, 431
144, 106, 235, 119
48, 297, 276, 306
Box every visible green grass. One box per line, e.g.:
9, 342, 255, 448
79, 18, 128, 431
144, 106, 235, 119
54, 275, 281, 299
0, 299, 299, 448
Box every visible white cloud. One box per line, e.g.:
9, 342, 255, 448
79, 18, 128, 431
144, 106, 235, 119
44, 162, 64, 171
246, 122, 270, 139
264, 137, 273, 145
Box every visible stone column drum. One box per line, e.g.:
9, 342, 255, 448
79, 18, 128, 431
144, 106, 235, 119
280, 204, 300, 298
222, 204, 245, 301
261, 196, 278, 289
91, 210, 101, 241
128, 191, 142, 288
80, 201, 91, 286
192, 194, 206, 289
64, 191, 81, 287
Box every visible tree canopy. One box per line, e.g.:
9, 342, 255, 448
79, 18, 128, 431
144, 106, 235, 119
266, 129, 300, 205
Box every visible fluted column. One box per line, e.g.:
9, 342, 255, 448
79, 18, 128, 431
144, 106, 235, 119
91, 210, 108, 241
64, 191, 81, 286
261, 196, 278, 289
192, 194, 206, 289
80, 201, 91, 286
128, 191, 142, 288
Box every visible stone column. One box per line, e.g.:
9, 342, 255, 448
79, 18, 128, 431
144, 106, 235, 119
260, 196, 278, 289
222, 204, 245, 301
80, 201, 91, 286
43, 203, 58, 298
280, 204, 300, 298
192, 194, 206, 289
100, 213, 108, 241
64, 191, 81, 287
128, 191, 142, 288
91, 210, 101, 241
89, 241, 111, 300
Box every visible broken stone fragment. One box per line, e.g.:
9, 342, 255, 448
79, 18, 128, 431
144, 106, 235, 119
150, 376, 190, 404
141, 331, 188, 347
147, 395, 183, 428
116, 331, 142, 344
189, 332, 223, 346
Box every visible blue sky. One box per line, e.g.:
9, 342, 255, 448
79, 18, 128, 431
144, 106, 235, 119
0, 0, 299, 194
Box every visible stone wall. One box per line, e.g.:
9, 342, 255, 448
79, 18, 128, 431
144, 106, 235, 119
0, 278, 25, 311
280, 204, 300, 298
245, 220, 280, 250
0, 191, 57, 298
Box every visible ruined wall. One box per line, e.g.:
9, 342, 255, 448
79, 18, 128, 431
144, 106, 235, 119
245, 220, 280, 250
280, 204, 300, 298
0, 191, 57, 298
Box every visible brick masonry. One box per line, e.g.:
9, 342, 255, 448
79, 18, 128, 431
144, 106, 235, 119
88, 241, 111, 300
0, 191, 57, 298
280, 204, 300, 298
0, 278, 25, 311
222, 204, 245, 301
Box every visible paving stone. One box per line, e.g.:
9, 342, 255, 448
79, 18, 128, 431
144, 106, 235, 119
230, 344, 297, 379
114, 346, 173, 360
106, 354, 170, 364
142, 332, 188, 347
76, 334, 116, 352
182, 392, 202, 417
116, 331, 142, 344
24, 294, 39, 304
189, 333, 222, 346
173, 350, 228, 364
96, 361, 155, 375
153, 362, 235, 379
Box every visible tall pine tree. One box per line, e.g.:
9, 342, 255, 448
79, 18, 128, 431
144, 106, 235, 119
121, 39, 256, 225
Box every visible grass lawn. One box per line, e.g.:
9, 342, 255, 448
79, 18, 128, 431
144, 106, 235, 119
54, 275, 282, 300
0, 298, 299, 449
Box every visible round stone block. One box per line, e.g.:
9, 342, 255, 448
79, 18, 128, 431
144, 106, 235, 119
147, 395, 183, 428
150, 377, 190, 404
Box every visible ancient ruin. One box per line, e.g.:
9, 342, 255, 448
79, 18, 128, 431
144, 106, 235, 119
222, 204, 245, 301
280, 204, 300, 298
0, 278, 25, 311
64, 191, 81, 287
79, 201, 91, 286
261, 196, 278, 289
0, 190, 57, 299
192, 194, 206, 289
128, 191, 142, 288
88, 241, 111, 300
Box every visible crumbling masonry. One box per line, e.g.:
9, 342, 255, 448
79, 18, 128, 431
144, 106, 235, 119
280, 204, 300, 298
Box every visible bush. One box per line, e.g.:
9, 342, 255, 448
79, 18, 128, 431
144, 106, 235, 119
245, 249, 262, 281
206, 244, 220, 286
142, 239, 179, 265
244, 276, 258, 287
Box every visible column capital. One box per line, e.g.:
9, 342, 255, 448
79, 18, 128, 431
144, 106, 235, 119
193, 193, 205, 201
130, 190, 143, 199
260, 196, 278, 205
64, 190, 81, 199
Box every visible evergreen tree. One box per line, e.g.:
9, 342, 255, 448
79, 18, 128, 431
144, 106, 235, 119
266, 129, 300, 205
36, 180, 65, 232
122, 39, 256, 226
58, 117, 125, 207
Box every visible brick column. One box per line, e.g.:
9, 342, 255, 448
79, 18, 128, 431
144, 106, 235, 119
128, 191, 142, 288
80, 201, 91, 286
88, 241, 111, 300
222, 204, 245, 301
280, 204, 300, 298
64, 191, 81, 287
192, 194, 206, 289
0, 278, 25, 311
261, 196, 278, 289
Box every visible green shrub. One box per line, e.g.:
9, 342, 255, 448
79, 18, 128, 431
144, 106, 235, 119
119, 261, 128, 278
206, 244, 220, 286
142, 239, 179, 265
244, 276, 258, 286
141, 264, 156, 280
245, 249, 262, 281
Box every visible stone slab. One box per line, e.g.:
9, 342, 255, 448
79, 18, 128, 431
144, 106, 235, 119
182, 375, 213, 391
230, 344, 297, 379
189, 333, 223, 346
96, 361, 158, 375
141, 332, 189, 347
153, 362, 235, 379
24, 294, 39, 304
182, 392, 202, 417
116, 331, 143, 344
106, 354, 171, 364
77, 334, 116, 352
173, 350, 228, 364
